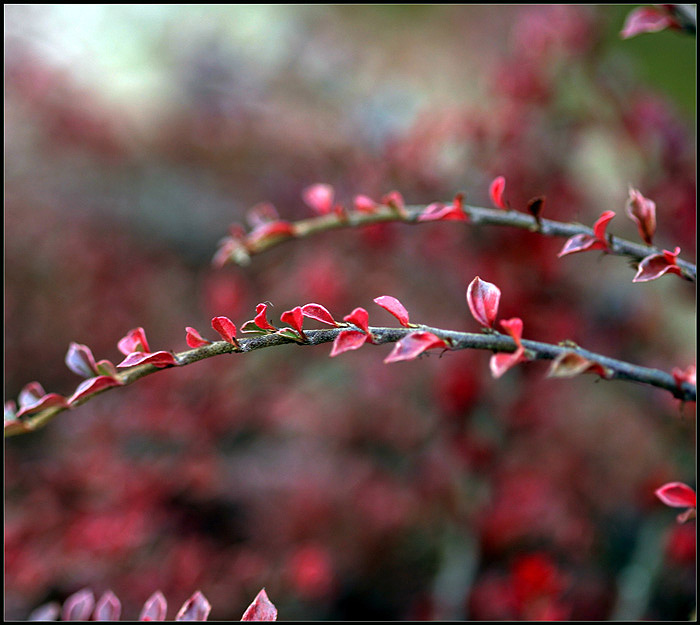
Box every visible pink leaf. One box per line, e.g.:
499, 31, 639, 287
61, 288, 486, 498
373, 295, 410, 327
17, 382, 69, 418
633, 247, 683, 282
466, 277, 501, 329
489, 176, 508, 209
241, 588, 277, 621
212, 230, 249, 268
139, 591, 168, 621
330, 330, 368, 357
95, 359, 118, 378
94, 591, 122, 621
558, 211, 615, 257
343, 307, 370, 334
280, 306, 305, 335
175, 590, 211, 621
5, 400, 17, 422
353, 194, 378, 213
672, 364, 696, 388
18, 381, 49, 408
557, 233, 602, 257
246, 202, 280, 228
118, 327, 150, 355
626, 187, 656, 245
655, 482, 697, 509
185, 327, 211, 348
301, 303, 339, 326
303, 183, 335, 215
67, 375, 124, 405
384, 332, 448, 363
61, 589, 94, 622
28, 601, 60, 621
621, 6, 677, 39
211, 316, 239, 344
65, 342, 98, 378
117, 350, 177, 368
546, 351, 613, 379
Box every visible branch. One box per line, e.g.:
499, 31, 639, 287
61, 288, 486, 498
6, 323, 695, 437
668, 4, 697, 35
214, 202, 697, 282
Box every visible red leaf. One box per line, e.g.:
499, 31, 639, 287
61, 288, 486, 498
246, 221, 295, 247
139, 591, 167, 621
68, 375, 124, 405
621, 6, 677, 39
490, 347, 527, 379
489, 176, 507, 209
417, 196, 467, 222
546, 351, 613, 379
353, 194, 378, 213
592, 210, 616, 241
301, 303, 339, 326
343, 307, 370, 334
61, 588, 94, 622
330, 330, 368, 357
175, 590, 211, 621
211, 316, 238, 344
626, 187, 656, 244
241, 588, 277, 621
186, 327, 211, 348
118, 327, 150, 355
281, 306, 305, 334
117, 350, 177, 368
499, 317, 524, 346
490, 317, 527, 378
381, 190, 406, 216
373, 295, 410, 327
655, 482, 697, 508
65, 342, 98, 378
254, 303, 277, 330
94, 591, 122, 621
466, 277, 501, 329
384, 332, 448, 363
672, 364, 696, 388
633, 247, 683, 282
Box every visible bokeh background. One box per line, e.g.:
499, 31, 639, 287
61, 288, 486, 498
5, 5, 696, 620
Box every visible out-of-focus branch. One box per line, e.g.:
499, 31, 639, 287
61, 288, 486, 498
214, 203, 697, 282
667, 4, 697, 35
6, 324, 695, 437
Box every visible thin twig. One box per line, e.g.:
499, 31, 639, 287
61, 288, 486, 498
216, 203, 697, 282
6, 324, 695, 437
